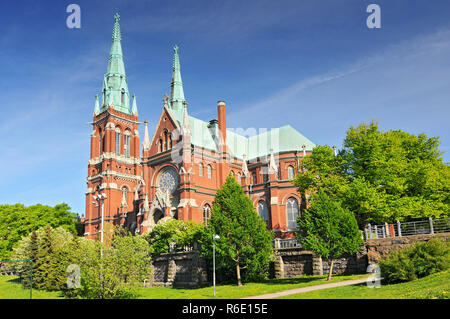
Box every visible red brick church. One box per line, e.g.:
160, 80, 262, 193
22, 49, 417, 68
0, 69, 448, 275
83, 14, 316, 240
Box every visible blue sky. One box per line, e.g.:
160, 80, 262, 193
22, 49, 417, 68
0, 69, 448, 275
0, 0, 449, 216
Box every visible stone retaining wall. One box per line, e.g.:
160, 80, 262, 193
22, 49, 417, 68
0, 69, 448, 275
150, 250, 208, 288
366, 232, 449, 264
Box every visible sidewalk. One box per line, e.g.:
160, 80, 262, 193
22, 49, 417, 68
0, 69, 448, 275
241, 278, 369, 299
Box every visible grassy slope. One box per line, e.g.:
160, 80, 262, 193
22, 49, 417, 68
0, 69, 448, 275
136, 274, 369, 299
277, 270, 450, 299
0, 276, 63, 299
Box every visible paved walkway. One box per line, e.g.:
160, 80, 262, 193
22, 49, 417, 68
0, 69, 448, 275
241, 278, 369, 299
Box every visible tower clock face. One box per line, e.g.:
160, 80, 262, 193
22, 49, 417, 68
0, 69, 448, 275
158, 167, 179, 195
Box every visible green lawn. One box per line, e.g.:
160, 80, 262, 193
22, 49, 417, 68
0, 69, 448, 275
0, 276, 64, 299
0, 273, 367, 299
277, 270, 450, 299
136, 273, 369, 299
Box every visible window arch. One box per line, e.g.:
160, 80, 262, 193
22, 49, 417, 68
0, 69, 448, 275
158, 139, 163, 153
257, 200, 269, 225
203, 204, 211, 225
288, 166, 295, 180
123, 131, 131, 157
286, 197, 299, 231
121, 186, 128, 208
115, 128, 121, 155
207, 165, 212, 179
164, 130, 169, 151
198, 163, 203, 177
252, 172, 257, 185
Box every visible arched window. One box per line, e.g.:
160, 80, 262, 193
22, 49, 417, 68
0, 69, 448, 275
169, 134, 172, 149
121, 187, 128, 208
159, 139, 163, 153
124, 131, 131, 157
207, 165, 212, 179
286, 197, 299, 231
203, 204, 211, 225
115, 128, 121, 155
257, 200, 269, 225
252, 172, 257, 185
164, 131, 169, 151
288, 166, 295, 180
263, 170, 268, 183
198, 163, 203, 177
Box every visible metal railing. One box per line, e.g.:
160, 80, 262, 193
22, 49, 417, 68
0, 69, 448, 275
364, 218, 450, 240
273, 238, 302, 249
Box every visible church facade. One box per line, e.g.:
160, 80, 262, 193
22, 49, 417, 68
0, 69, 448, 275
83, 14, 316, 240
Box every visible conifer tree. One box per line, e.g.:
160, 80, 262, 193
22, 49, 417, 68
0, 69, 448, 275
201, 173, 273, 286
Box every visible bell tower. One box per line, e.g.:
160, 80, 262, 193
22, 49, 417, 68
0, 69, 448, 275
84, 13, 144, 240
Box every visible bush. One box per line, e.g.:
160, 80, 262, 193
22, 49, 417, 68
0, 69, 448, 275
143, 219, 205, 255
379, 238, 450, 283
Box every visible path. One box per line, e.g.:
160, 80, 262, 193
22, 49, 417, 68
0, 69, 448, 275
241, 278, 369, 299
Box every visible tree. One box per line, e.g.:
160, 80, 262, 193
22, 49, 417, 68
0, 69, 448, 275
144, 219, 205, 255
0, 203, 81, 259
73, 229, 153, 299
294, 121, 450, 227
200, 173, 274, 286
296, 191, 363, 281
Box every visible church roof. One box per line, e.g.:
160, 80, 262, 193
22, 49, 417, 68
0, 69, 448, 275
171, 110, 315, 161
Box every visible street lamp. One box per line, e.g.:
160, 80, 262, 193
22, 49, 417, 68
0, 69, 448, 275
213, 234, 220, 297
92, 192, 107, 255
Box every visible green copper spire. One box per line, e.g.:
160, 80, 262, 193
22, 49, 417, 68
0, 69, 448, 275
169, 45, 186, 113
99, 13, 132, 115
94, 94, 100, 116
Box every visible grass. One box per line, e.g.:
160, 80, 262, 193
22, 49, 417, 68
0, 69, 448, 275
277, 270, 450, 299
135, 273, 369, 299
0, 276, 64, 299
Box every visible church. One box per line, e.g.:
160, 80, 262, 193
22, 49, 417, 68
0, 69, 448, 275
83, 14, 316, 240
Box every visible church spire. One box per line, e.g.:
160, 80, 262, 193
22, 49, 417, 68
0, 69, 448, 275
169, 45, 185, 112
99, 13, 132, 115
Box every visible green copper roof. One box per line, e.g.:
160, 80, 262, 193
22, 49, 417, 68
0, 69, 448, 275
169, 45, 186, 112
167, 45, 315, 160
99, 13, 133, 115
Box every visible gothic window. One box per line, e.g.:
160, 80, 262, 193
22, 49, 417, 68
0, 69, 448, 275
288, 166, 295, 180
203, 204, 211, 225
124, 131, 131, 157
164, 131, 169, 151
115, 129, 121, 155
252, 172, 257, 185
207, 165, 212, 179
169, 134, 172, 149
198, 163, 203, 177
263, 170, 268, 183
286, 197, 299, 231
257, 200, 270, 226
159, 139, 163, 153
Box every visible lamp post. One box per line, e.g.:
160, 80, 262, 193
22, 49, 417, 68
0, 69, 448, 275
92, 192, 107, 256
213, 234, 220, 297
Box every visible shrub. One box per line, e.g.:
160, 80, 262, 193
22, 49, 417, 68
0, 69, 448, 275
379, 238, 450, 283
143, 219, 205, 255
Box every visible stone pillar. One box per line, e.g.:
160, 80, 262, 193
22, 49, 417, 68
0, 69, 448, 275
166, 259, 176, 286
274, 255, 284, 279
312, 254, 323, 276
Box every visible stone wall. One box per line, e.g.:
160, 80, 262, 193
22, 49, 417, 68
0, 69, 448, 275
273, 247, 367, 278
366, 232, 449, 264
150, 250, 208, 288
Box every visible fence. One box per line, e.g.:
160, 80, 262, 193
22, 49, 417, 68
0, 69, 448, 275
273, 238, 302, 249
364, 218, 450, 240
